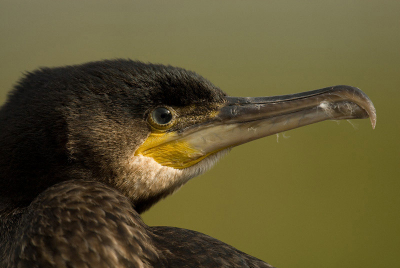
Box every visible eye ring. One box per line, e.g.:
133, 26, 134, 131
148, 106, 176, 130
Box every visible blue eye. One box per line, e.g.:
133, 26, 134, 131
151, 107, 173, 125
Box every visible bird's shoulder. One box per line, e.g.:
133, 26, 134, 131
150, 226, 275, 268
1, 180, 160, 268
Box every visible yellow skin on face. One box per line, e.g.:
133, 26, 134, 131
134, 132, 201, 169
135, 106, 222, 169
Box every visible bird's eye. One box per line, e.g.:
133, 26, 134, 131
149, 107, 175, 129
152, 107, 172, 125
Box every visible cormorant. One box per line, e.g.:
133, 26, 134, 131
0, 60, 376, 267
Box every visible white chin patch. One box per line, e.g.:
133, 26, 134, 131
117, 149, 231, 201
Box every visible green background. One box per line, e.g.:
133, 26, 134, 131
1, 1, 399, 267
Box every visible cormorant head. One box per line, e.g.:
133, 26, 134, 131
0, 59, 376, 213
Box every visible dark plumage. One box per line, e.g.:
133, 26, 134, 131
0, 60, 272, 267
0, 59, 375, 267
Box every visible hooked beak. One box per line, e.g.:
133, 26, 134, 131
136, 85, 376, 169
184, 85, 376, 153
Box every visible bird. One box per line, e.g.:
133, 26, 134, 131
0, 59, 376, 267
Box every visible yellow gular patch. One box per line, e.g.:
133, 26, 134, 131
135, 132, 207, 169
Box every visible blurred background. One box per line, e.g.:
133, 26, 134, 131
1, 1, 399, 267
